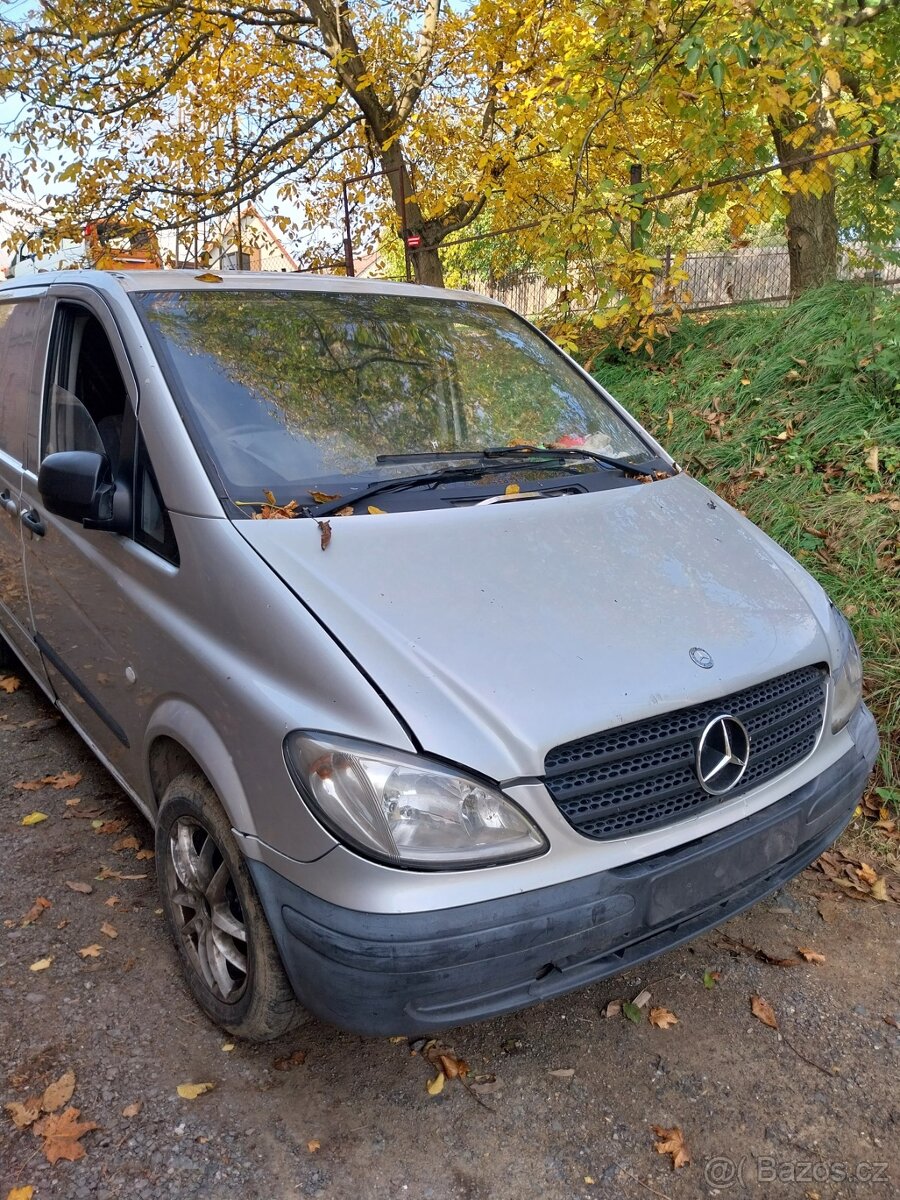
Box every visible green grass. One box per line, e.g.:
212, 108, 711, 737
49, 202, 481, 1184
586, 283, 900, 811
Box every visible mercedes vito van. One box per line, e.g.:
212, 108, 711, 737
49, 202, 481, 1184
0, 270, 878, 1040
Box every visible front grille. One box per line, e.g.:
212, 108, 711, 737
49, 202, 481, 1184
543, 665, 827, 840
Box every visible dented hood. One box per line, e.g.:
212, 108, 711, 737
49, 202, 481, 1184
238, 473, 833, 781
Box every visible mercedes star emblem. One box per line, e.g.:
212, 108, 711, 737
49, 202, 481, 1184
696, 714, 751, 795
690, 646, 714, 669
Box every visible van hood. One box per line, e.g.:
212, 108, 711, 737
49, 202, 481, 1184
238, 474, 835, 781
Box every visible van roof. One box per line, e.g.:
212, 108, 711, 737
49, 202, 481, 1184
0, 267, 500, 306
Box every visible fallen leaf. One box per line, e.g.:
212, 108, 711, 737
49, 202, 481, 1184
865, 444, 879, 473
21, 897, 51, 926
603, 999, 622, 1018
649, 1007, 679, 1029
367, 505, 386, 515
100, 922, 118, 939
176, 1083, 214, 1100
505, 483, 520, 495
95, 819, 126, 835
66, 881, 93, 894
104, 895, 120, 907
335, 505, 354, 517
33, 1106, 98, 1163
29, 957, 52, 972
751, 995, 778, 1029
318, 520, 332, 551
307, 1139, 321, 1153
797, 947, 826, 965
20, 812, 48, 826
112, 835, 140, 852
549, 1068, 575, 1079
41, 1071, 75, 1113
96, 866, 146, 881
623, 1001, 643, 1024
632, 988, 652, 1008
703, 969, 721, 989
437, 1053, 469, 1080
122, 1100, 142, 1118
273, 1050, 306, 1071
652, 1124, 691, 1170
78, 944, 102, 958
883, 1015, 899, 1030
6, 1186, 35, 1200
857, 862, 878, 884
426, 1072, 445, 1096
309, 490, 339, 504
221, 1042, 235, 1052
56, 919, 68, 929
870, 876, 888, 902
5, 1098, 41, 1129
136, 849, 155, 861
468, 1075, 502, 1096
64, 796, 81, 807
0, 675, 21, 693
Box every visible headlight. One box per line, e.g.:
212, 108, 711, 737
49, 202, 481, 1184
284, 732, 547, 869
830, 607, 863, 733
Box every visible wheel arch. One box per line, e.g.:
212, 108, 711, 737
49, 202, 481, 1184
144, 700, 256, 835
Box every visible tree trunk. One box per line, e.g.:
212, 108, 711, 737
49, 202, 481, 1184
409, 245, 444, 286
783, 185, 839, 298
378, 142, 445, 288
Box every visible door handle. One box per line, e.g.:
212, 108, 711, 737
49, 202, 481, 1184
0, 489, 18, 517
21, 508, 46, 537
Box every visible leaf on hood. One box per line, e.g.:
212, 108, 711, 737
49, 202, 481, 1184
176, 1083, 214, 1100
309, 490, 339, 504
335, 505, 354, 517
367, 505, 387, 515
66, 880, 93, 894
505, 483, 520, 495
750, 995, 778, 1029
649, 1007, 679, 1029
0, 675, 21, 693
21, 897, 51, 926
33, 1107, 98, 1163
797, 947, 826, 965
29, 957, 52, 972
318, 520, 332, 551
651, 1124, 691, 1170
426, 1071, 445, 1096
20, 812, 48, 826
5, 1099, 42, 1129
41, 1071, 76, 1113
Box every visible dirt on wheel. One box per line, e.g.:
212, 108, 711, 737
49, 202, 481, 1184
2, 673, 899, 1199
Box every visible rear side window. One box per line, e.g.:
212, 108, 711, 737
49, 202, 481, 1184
0, 298, 41, 462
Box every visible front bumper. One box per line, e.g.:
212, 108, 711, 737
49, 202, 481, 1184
248, 704, 878, 1036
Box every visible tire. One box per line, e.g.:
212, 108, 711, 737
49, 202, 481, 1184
155, 772, 305, 1042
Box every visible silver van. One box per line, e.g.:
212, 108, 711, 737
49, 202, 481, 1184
0, 270, 878, 1040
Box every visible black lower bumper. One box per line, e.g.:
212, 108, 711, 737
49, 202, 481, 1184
249, 705, 879, 1036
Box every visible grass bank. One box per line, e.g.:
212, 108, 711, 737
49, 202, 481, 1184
588, 283, 899, 815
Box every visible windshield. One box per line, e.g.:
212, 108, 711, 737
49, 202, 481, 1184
134, 288, 650, 502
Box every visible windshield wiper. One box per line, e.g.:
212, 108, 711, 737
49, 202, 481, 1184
309, 465, 514, 517
376, 444, 661, 479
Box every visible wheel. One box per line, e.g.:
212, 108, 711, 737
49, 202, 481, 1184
155, 772, 304, 1041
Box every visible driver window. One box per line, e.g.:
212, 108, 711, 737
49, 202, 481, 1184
43, 305, 130, 472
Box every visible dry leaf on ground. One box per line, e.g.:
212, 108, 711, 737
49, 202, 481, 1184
426, 1072, 445, 1096
652, 1124, 691, 1170
650, 1007, 679, 1029
176, 1083, 214, 1099
78, 945, 102, 959
21, 897, 51, 926
5, 1099, 41, 1129
20, 812, 48, 826
7, 1186, 35, 1200
549, 1068, 575, 1079
603, 999, 622, 1018
41, 1071, 75, 1113
0, 675, 22, 693
751, 995, 778, 1029
307, 1139, 321, 1153
29, 957, 52, 972
66, 880, 93, 894
121, 1101, 142, 1118
273, 1050, 306, 1071
100, 922, 118, 939
112, 835, 140, 852
33, 1107, 98, 1163
797, 947, 826, 965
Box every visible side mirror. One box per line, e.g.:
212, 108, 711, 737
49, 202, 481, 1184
37, 451, 128, 531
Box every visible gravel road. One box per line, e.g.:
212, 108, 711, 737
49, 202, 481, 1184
2, 672, 899, 1200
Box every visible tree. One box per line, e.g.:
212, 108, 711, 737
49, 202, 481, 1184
0, 0, 512, 286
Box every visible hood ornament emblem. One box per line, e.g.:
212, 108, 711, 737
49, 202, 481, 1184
690, 646, 714, 669
696, 715, 751, 795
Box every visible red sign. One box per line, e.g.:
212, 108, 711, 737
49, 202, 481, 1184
406, 234, 422, 248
